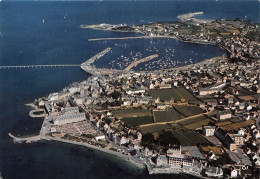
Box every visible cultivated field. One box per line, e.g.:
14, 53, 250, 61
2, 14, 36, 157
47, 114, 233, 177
170, 130, 210, 146
153, 107, 184, 123
179, 115, 213, 130
112, 109, 151, 119
174, 105, 203, 117
121, 116, 154, 128
148, 87, 199, 103
138, 124, 173, 134
200, 145, 224, 156
220, 119, 255, 132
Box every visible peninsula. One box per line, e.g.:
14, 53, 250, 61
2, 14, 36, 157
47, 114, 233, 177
10, 12, 260, 178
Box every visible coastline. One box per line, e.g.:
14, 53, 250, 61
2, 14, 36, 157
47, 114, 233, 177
12, 53, 224, 175
7, 53, 224, 178
42, 136, 146, 169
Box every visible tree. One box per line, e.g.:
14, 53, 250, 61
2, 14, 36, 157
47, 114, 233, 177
111, 90, 121, 99
105, 117, 112, 125
158, 131, 180, 147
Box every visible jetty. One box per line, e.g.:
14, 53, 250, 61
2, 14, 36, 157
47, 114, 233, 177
177, 12, 203, 21
80, 47, 123, 75
81, 47, 111, 67
29, 109, 46, 118
124, 54, 159, 72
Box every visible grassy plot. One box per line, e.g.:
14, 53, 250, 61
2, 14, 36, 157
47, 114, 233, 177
121, 116, 154, 128
220, 119, 255, 132
138, 124, 173, 134
237, 95, 259, 101
183, 118, 212, 130
153, 107, 185, 123
236, 87, 257, 96
148, 88, 181, 101
112, 109, 151, 119
170, 130, 210, 146
174, 105, 203, 117
200, 145, 224, 156
177, 115, 213, 130
148, 87, 199, 103
215, 120, 233, 126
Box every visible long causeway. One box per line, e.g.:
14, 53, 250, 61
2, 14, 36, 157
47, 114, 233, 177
0, 64, 80, 69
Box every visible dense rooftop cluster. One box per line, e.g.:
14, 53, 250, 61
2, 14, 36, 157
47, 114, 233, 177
32, 51, 260, 178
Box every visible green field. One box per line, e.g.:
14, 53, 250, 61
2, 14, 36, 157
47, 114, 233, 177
178, 115, 208, 126
180, 116, 213, 130
121, 116, 154, 128
112, 109, 151, 119
225, 86, 257, 96
138, 124, 173, 134
237, 87, 257, 96
174, 105, 203, 117
170, 130, 210, 146
148, 88, 199, 103
153, 107, 185, 123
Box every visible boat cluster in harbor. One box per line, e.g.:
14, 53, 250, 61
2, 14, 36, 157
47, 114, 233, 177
103, 41, 197, 71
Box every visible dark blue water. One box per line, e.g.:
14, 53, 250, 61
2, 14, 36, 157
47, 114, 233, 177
94, 38, 224, 70
0, 1, 259, 178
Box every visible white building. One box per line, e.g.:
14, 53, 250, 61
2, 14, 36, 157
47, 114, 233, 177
95, 134, 106, 141
217, 110, 232, 120
205, 167, 223, 177
231, 169, 238, 178
199, 88, 218, 96
53, 113, 86, 125
156, 155, 168, 166
166, 147, 194, 167
202, 126, 216, 136
53, 107, 86, 125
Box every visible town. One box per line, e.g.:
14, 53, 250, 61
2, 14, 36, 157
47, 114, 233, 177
11, 12, 260, 178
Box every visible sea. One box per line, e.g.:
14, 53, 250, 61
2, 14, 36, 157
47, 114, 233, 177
0, 1, 259, 178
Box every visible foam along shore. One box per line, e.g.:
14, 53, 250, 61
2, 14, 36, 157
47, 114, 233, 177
177, 12, 212, 23
88, 35, 216, 46
88, 35, 177, 41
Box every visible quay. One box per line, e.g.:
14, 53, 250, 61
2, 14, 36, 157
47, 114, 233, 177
124, 54, 159, 71
0, 64, 80, 70
80, 47, 119, 75
80, 47, 111, 67
29, 109, 46, 118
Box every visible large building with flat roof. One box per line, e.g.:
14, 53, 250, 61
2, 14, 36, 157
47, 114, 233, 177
53, 107, 86, 125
